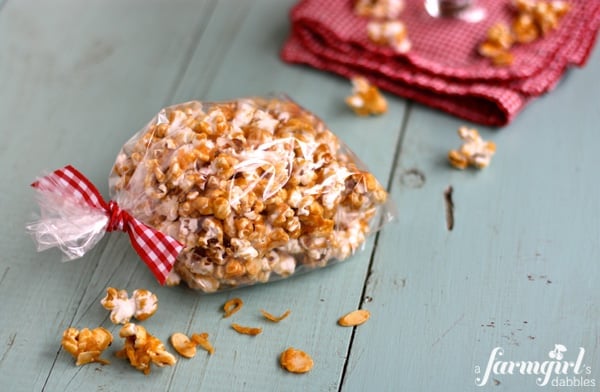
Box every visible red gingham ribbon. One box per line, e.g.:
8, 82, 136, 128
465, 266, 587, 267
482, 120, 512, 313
32, 165, 184, 285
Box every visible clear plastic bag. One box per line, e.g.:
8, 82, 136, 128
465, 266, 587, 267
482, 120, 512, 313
30, 96, 395, 293
109, 96, 395, 292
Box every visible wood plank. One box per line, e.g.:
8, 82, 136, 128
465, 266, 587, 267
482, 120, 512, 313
0, 0, 217, 390
341, 45, 600, 391
154, 1, 408, 391
0, 0, 408, 391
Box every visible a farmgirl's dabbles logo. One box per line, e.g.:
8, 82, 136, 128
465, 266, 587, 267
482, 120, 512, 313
474, 344, 596, 387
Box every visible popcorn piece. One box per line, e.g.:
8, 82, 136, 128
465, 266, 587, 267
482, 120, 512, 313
110, 98, 389, 293
549, 1, 570, 17
345, 76, 388, 116
367, 20, 411, 53
223, 297, 243, 318
486, 23, 514, 50
271, 253, 296, 277
191, 333, 215, 355
448, 150, 469, 170
280, 347, 314, 374
478, 23, 515, 66
61, 327, 113, 366
481, 0, 570, 65
534, 1, 565, 35
260, 309, 291, 323
170, 332, 197, 358
338, 309, 371, 327
100, 287, 158, 324
513, 13, 539, 43
231, 323, 262, 336
354, 0, 405, 19
116, 323, 176, 375
514, 0, 570, 38
448, 126, 496, 169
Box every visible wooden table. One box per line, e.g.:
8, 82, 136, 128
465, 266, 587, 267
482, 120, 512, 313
1, 1, 598, 391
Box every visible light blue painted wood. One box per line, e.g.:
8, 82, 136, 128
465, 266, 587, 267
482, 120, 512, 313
342, 44, 600, 392
1, 0, 599, 391
0, 1, 405, 391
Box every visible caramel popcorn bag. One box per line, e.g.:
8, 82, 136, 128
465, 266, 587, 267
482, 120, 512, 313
28, 97, 395, 293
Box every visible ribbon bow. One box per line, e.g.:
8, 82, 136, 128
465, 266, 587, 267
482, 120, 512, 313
29, 165, 184, 285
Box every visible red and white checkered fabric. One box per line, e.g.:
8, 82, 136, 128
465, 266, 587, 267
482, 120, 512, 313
281, 0, 600, 125
33, 165, 184, 285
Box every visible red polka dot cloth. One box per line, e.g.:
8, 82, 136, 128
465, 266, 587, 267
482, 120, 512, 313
281, 0, 600, 126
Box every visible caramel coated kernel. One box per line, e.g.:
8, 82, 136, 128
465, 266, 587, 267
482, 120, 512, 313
354, 0, 405, 19
367, 20, 411, 53
61, 327, 113, 366
479, 23, 514, 66
345, 76, 388, 116
100, 287, 158, 324
448, 126, 496, 170
116, 323, 176, 375
479, 0, 571, 66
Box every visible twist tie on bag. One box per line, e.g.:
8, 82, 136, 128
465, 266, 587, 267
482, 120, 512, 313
27, 165, 184, 284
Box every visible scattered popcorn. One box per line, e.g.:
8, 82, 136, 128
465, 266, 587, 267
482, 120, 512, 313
512, 13, 539, 43
100, 287, 158, 324
367, 20, 411, 53
191, 333, 215, 355
170, 332, 197, 358
480, 0, 570, 66
354, 0, 405, 19
231, 323, 263, 336
345, 76, 388, 116
61, 327, 113, 366
280, 347, 314, 374
223, 297, 244, 318
116, 323, 176, 375
478, 23, 515, 66
486, 23, 514, 50
448, 126, 496, 170
512, 0, 571, 42
338, 309, 371, 327
260, 309, 291, 323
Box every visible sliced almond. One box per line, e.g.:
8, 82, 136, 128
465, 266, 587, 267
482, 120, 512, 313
280, 347, 314, 373
231, 323, 262, 336
260, 309, 291, 323
170, 332, 197, 358
223, 298, 243, 318
338, 309, 370, 327
191, 332, 215, 355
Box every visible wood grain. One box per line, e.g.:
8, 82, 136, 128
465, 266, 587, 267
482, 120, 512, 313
0, 0, 598, 391
341, 46, 600, 392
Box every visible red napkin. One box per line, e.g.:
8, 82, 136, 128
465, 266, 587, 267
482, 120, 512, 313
281, 0, 600, 125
